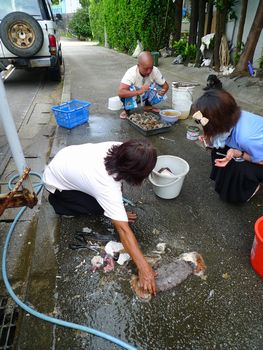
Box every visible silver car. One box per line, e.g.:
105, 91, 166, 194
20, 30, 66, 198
0, 0, 63, 81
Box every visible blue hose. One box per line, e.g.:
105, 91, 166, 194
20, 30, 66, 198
2, 172, 137, 350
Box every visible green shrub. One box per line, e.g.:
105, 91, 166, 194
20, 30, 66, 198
233, 42, 244, 65
89, 0, 105, 44
173, 38, 187, 57
68, 8, 92, 39
173, 37, 197, 62
89, 0, 176, 53
185, 43, 197, 62
258, 56, 263, 69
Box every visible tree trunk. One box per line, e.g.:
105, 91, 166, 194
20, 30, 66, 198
234, 0, 248, 61
188, 0, 199, 44
232, 0, 263, 76
206, 0, 214, 34
236, 0, 248, 46
195, 0, 207, 67
170, 0, 183, 44
213, 1, 228, 71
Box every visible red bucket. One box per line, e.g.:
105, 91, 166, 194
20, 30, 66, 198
251, 216, 263, 277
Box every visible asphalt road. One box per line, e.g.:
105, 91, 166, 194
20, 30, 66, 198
9, 39, 263, 350
31, 41, 263, 350
4, 69, 44, 125
0, 68, 58, 175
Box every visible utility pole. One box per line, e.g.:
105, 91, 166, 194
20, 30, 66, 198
0, 76, 37, 215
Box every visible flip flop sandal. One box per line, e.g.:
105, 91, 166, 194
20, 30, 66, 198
120, 111, 128, 119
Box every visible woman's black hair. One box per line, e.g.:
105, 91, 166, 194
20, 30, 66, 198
104, 139, 157, 185
191, 89, 241, 138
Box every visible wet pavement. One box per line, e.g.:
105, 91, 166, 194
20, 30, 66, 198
3, 40, 263, 349
49, 114, 263, 350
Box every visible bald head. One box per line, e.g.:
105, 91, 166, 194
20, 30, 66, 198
137, 51, 154, 77
138, 51, 154, 65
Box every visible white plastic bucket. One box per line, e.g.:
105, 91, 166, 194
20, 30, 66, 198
172, 86, 194, 120
108, 96, 123, 110
149, 155, 190, 199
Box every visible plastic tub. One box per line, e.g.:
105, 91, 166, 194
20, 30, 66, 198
159, 109, 181, 124
108, 96, 123, 110
149, 155, 190, 199
251, 216, 263, 277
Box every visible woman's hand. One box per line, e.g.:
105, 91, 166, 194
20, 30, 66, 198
199, 135, 212, 148
126, 211, 137, 223
138, 263, 157, 296
112, 219, 157, 295
214, 148, 236, 167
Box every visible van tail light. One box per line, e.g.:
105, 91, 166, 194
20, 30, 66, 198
48, 34, 57, 56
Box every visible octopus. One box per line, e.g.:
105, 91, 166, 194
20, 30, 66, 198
128, 112, 169, 130
130, 252, 206, 302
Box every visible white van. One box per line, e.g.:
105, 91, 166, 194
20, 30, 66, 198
0, 0, 63, 81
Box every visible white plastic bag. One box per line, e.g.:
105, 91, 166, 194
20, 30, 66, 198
104, 241, 131, 265
132, 40, 143, 58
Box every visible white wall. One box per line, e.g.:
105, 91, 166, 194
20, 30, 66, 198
65, 0, 81, 14
226, 0, 263, 67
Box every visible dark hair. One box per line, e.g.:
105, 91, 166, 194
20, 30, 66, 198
191, 89, 241, 138
104, 139, 157, 185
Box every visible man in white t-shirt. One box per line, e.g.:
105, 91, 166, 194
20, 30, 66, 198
118, 51, 169, 119
43, 139, 158, 296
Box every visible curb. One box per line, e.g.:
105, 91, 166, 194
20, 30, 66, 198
50, 61, 71, 159
61, 61, 71, 103
14, 65, 71, 349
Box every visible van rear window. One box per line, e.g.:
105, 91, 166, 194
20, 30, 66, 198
0, 0, 43, 20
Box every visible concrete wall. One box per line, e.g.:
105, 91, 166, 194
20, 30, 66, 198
226, 0, 263, 67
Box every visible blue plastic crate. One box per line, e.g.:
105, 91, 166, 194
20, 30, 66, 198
51, 99, 91, 129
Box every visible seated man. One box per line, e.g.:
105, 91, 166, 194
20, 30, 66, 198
118, 51, 169, 119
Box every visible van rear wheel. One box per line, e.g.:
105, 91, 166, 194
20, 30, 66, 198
49, 59, 64, 82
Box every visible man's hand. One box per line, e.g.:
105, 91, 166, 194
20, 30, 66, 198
127, 211, 137, 223
158, 81, 169, 96
138, 263, 157, 296
140, 84, 150, 94
158, 88, 166, 96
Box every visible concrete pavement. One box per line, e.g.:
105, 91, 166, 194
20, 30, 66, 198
2, 39, 263, 349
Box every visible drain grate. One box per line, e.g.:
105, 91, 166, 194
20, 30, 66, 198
0, 297, 19, 350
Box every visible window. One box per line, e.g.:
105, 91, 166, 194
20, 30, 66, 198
0, 0, 42, 20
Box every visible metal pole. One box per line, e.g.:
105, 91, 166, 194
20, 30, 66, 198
0, 76, 34, 192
